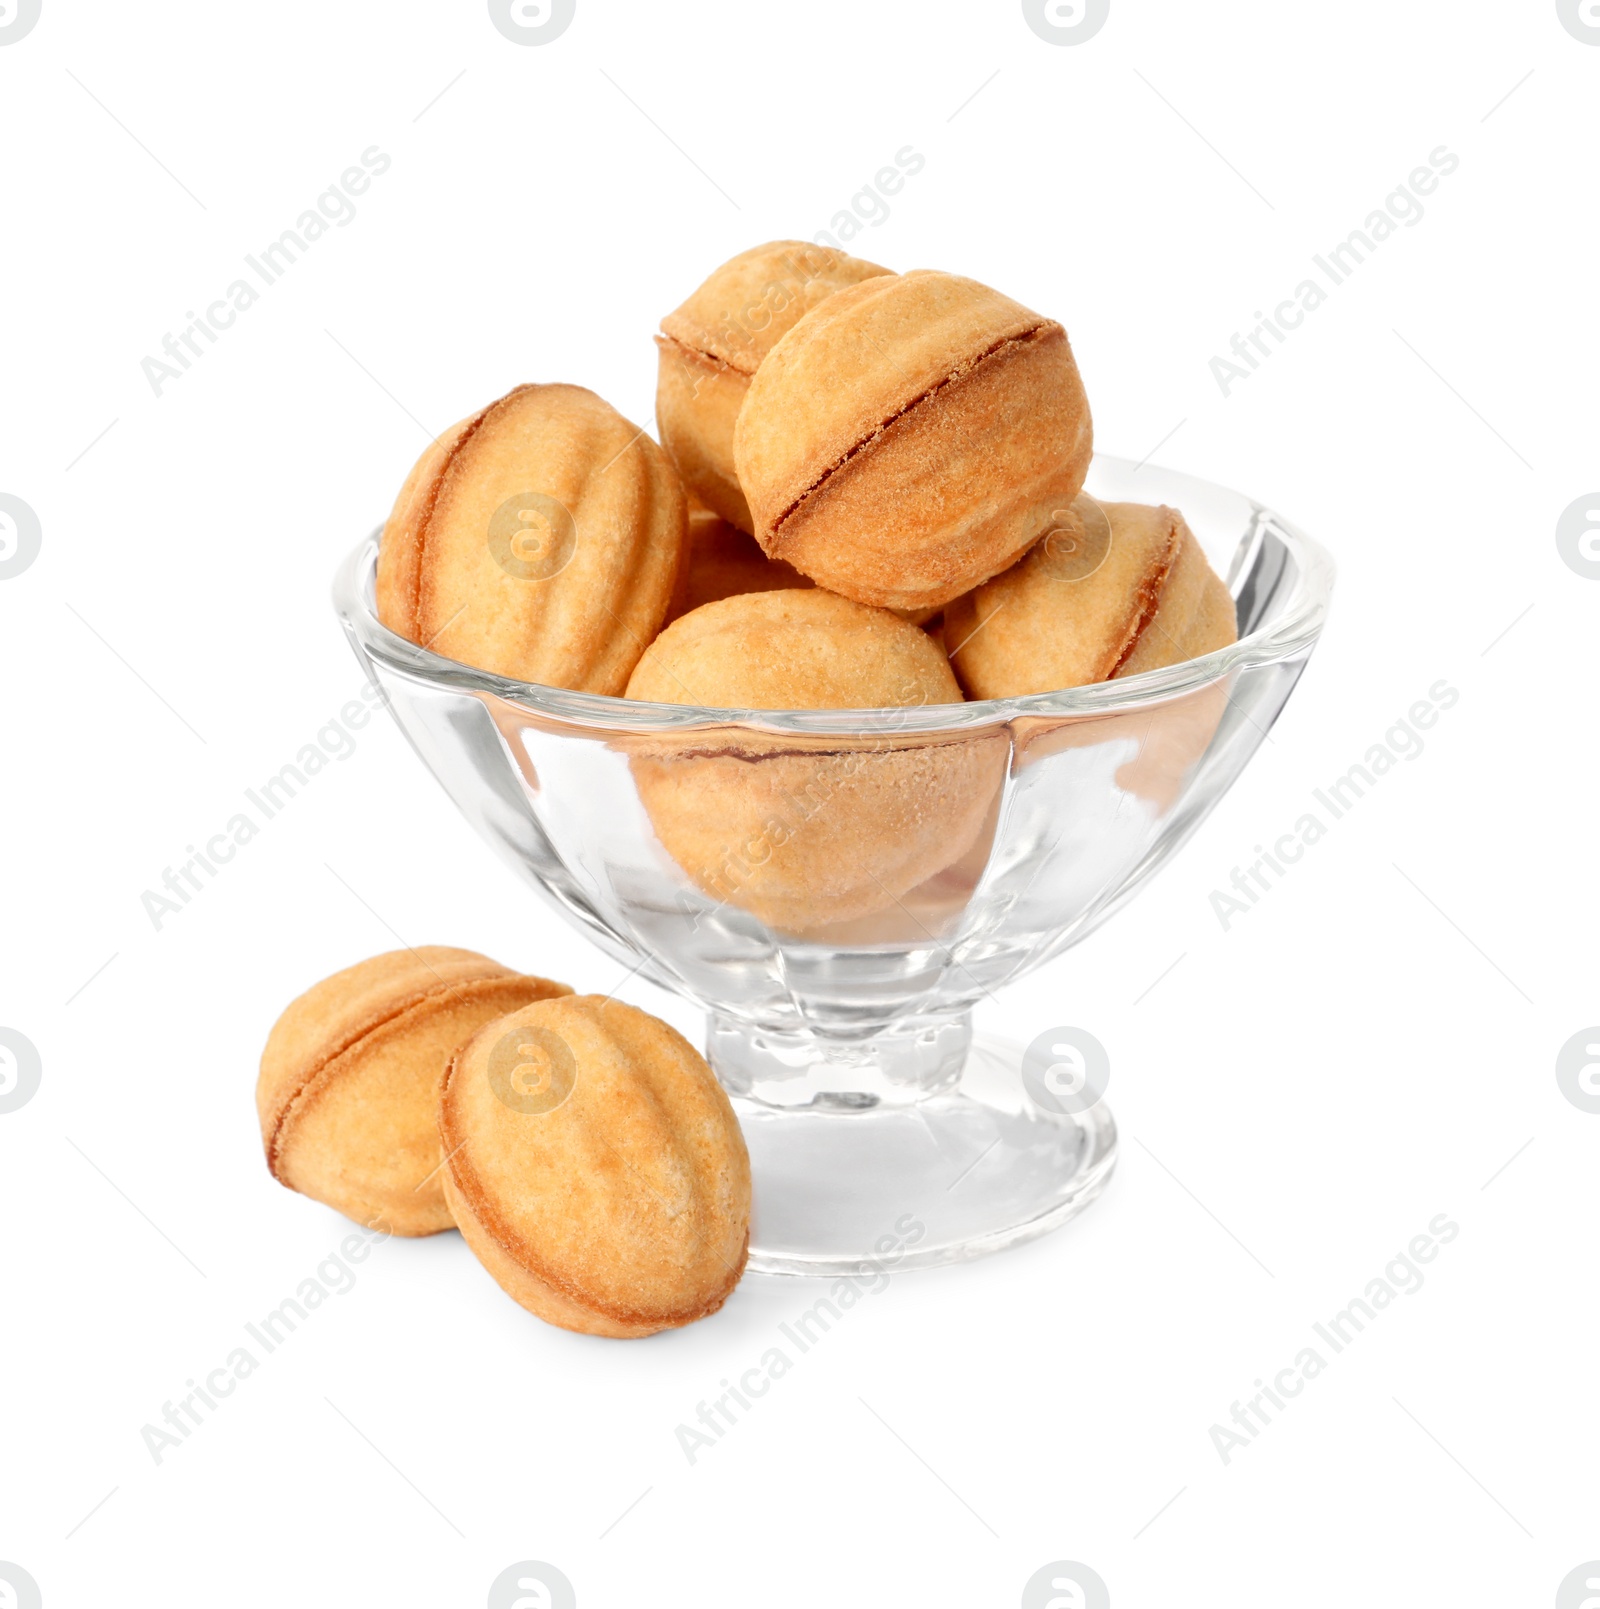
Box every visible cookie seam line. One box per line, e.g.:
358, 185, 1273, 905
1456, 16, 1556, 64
415, 386, 679, 693
632, 739, 974, 763
662, 245, 892, 370
764, 321, 1062, 544
264, 973, 539, 1178
411, 384, 529, 636
657, 329, 758, 379
1107, 513, 1185, 680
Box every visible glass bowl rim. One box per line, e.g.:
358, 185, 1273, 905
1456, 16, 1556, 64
333, 455, 1335, 738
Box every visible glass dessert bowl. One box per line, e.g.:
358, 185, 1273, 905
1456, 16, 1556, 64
334, 455, 1334, 1276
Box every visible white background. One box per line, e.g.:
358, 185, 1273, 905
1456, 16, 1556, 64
2, 1, 1597, 1604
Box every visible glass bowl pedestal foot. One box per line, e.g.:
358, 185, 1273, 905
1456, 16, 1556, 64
709, 1011, 1117, 1276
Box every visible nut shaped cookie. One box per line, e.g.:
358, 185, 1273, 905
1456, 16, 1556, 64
258, 948, 571, 1236
625, 590, 1005, 933
734, 270, 1093, 613
656, 241, 892, 531
632, 586, 958, 710
439, 996, 750, 1338
665, 505, 812, 625
376, 383, 687, 695
946, 500, 1237, 698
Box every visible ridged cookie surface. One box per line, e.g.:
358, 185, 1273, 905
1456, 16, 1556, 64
439, 996, 750, 1338
377, 383, 687, 695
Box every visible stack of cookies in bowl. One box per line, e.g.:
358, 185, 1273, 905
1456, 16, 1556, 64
373, 241, 1237, 935
378, 240, 1234, 698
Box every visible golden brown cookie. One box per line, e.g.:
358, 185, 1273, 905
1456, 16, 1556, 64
946, 499, 1237, 699
258, 948, 571, 1236
656, 241, 892, 531
665, 505, 813, 625
376, 383, 687, 695
439, 995, 750, 1338
631, 586, 959, 710
624, 590, 1005, 933
733, 269, 1093, 613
